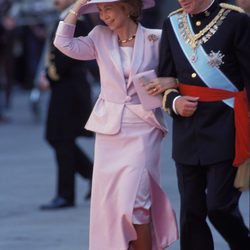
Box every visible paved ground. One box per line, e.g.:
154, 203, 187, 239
0, 89, 249, 250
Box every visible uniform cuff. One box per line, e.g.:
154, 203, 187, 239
173, 96, 181, 115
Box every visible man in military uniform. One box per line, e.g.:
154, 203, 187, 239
158, 0, 250, 249
39, 0, 97, 210
0, 0, 16, 121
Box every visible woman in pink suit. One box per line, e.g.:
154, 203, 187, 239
54, 0, 178, 249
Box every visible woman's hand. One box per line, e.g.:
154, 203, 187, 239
71, 0, 90, 14
143, 77, 177, 96
65, 0, 89, 23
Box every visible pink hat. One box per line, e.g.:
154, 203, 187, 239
79, 0, 155, 14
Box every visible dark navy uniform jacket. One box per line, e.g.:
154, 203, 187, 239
158, 1, 250, 165
45, 16, 96, 143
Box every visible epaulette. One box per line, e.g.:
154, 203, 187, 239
219, 3, 245, 13
168, 8, 183, 17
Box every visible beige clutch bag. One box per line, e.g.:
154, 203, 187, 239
132, 70, 162, 111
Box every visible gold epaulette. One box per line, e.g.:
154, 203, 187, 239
162, 89, 179, 114
168, 8, 183, 17
219, 3, 245, 13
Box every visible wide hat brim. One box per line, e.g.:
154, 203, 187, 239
78, 0, 155, 14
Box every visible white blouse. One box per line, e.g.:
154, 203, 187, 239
119, 46, 133, 82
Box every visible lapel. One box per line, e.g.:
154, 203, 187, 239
110, 32, 127, 91
127, 24, 144, 88
109, 24, 145, 90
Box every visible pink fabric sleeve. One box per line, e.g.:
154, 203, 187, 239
53, 21, 96, 61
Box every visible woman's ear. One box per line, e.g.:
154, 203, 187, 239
120, 3, 132, 17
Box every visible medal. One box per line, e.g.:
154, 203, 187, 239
207, 50, 225, 68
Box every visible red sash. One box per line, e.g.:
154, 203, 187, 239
179, 83, 250, 167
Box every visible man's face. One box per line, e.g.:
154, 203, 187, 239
178, 0, 211, 14
236, 0, 250, 13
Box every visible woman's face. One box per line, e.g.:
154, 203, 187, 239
97, 3, 130, 31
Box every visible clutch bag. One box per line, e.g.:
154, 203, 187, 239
132, 70, 162, 111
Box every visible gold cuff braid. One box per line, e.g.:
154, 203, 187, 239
162, 89, 179, 113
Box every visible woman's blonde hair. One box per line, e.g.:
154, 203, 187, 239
120, 0, 143, 23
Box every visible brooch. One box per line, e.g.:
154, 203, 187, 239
148, 34, 159, 42
208, 50, 225, 68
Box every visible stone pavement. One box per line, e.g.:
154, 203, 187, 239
0, 89, 249, 250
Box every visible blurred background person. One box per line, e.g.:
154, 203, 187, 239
19, 23, 47, 90
12, 0, 52, 92
141, 0, 163, 28
0, 0, 16, 121
39, 0, 97, 210
0, 0, 55, 121
236, 0, 250, 13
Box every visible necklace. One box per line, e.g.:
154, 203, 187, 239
118, 34, 136, 44
178, 7, 230, 62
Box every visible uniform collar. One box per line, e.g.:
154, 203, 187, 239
190, 0, 218, 20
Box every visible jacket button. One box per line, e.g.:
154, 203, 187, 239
125, 96, 131, 102
191, 73, 197, 78
196, 21, 201, 26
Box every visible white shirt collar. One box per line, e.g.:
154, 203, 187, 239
199, 0, 215, 13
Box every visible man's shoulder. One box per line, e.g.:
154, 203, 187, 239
219, 3, 245, 13
168, 8, 183, 17
219, 3, 249, 25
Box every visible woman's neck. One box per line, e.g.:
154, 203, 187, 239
116, 21, 138, 43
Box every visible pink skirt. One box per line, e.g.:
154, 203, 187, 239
89, 107, 178, 250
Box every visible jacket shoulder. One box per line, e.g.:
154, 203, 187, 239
141, 25, 162, 36
144, 28, 161, 35
219, 3, 245, 13
92, 24, 110, 33
143, 26, 161, 40
168, 8, 183, 17
88, 24, 111, 39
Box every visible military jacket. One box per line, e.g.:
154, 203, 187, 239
45, 16, 95, 142
158, 1, 250, 165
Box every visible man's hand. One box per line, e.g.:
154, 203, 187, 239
38, 73, 50, 90
175, 96, 199, 117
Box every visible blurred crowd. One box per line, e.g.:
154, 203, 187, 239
0, 0, 56, 121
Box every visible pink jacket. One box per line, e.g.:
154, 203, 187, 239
54, 22, 167, 135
